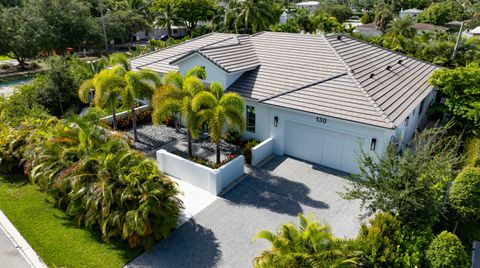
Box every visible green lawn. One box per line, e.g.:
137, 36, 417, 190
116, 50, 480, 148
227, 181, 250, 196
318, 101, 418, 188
0, 55, 12, 61
0, 175, 142, 268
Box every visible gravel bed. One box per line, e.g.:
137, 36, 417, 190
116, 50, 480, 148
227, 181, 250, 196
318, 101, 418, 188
126, 124, 184, 152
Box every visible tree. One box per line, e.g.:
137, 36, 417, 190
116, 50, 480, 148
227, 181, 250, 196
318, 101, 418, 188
254, 214, 359, 268
374, 3, 394, 34
78, 66, 126, 130
361, 11, 375, 24
269, 22, 300, 33
387, 16, 416, 39
151, 66, 206, 157
426, 231, 470, 268
449, 167, 480, 222
192, 82, 245, 164
150, 0, 182, 38
311, 13, 342, 33
430, 63, 480, 134
293, 8, 315, 33
317, 3, 352, 24
342, 126, 459, 227
225, 0, 280, 34
177, 0, 215, 36
418, 1, 467, 26
0, 6, 47, 68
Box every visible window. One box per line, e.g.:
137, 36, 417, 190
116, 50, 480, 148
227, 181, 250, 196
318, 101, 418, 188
246, 105, 255, 133
418, 99, 425, 115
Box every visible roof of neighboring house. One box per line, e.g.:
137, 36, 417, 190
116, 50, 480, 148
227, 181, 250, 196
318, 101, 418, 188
470, 26, 480, 34
400, 8, 423, 13
296, 1, 319, 6
131, 32, 439, 129
357, 23, 447, 31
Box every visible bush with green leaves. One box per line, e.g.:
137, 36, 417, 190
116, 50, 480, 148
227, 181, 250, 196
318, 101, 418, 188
354, 212, 433, 267
449, 167, 480, 222
426, 231, 470, 268
460, 137, 480, 168
242, 139, 260, 165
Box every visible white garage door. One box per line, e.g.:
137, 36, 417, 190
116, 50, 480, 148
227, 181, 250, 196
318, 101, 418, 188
284, 121, 363, 174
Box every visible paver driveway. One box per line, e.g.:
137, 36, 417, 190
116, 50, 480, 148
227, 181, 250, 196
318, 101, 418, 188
126, 156, 362, 268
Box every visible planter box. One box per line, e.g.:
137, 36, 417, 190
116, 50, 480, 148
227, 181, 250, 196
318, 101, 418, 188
156, 149, 245, 195
251, 137, 274, 167
100, 104, 151, 123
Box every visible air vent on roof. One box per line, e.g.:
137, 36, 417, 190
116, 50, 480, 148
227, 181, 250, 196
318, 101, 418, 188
370, 73, 375, 79
337, 35, 342, 40
386, 65, 392, 71
398, 59, 403, 64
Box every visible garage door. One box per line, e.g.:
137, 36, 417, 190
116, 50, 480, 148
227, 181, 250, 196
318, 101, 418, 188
284, 121, 363, 173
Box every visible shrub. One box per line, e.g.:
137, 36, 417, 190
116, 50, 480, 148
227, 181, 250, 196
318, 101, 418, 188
426, 231, 469, 268
224, 130, 243, 146
361, 12, 375, 24
242, 139, 260, 165
354, 212, 433, 267
102, 109, 152, 130
460, 138, 480, 168
449, 167, 480, 221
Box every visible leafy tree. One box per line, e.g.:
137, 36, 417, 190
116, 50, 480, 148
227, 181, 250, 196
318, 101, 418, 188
418, 1, 467, 26
225, 0, 280, 34
354, 212, 433, 267
317, 3, 352, 23
449, 167, 480, 222
192, 82, 245, 164
151, 66, 207, 157
361, 11, 375, 24
177, 0, 215, 35
426, 231, 470, 268
0, 5, 47, 68
254, 214, 359, 268
430, 63, 480, 134
269, 22, 300, 33
293, 8, 315, 33
374, 3, 394, 34
104, 9, 148, 45
311, 13, 342, 33
150, 0, 182, 38
387, 16, 416, 39
342, 126, 459, 227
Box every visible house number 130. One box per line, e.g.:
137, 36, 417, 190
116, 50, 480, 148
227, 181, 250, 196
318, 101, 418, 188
316, 117, 327, 124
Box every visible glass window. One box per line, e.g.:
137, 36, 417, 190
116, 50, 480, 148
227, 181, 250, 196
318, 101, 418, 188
246, 105, 255, 133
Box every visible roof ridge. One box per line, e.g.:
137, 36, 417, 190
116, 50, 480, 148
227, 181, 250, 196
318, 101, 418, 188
323, 35, 395, 128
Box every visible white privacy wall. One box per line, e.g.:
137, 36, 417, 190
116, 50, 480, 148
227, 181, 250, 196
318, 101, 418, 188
251, 138, 274, 167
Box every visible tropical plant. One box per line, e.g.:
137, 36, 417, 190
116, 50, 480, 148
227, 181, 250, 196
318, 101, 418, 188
192, 81, 245, 164
374, 3, 394, 34
225, 0, 279, 34
150, 0, 182, 38
151, 66, 206, 157
426, 231, 470, 268
342, 126, 459, 227
387, 16, 415, 39
253, 214, 359, 268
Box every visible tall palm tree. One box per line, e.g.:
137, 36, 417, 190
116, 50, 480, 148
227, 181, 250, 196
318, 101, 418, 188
79, 66, 126, 130
192, 81, 245, 164
150, 0, 182, 38
254, 214, 360, 268
225, 0, 277, 34
374, 3, 394, 34
151, 66, 206, 157
387, 16, 415, 38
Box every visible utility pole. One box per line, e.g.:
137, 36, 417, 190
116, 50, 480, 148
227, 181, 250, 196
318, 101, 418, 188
99, 0, 109, 55
452, 21, 464, 61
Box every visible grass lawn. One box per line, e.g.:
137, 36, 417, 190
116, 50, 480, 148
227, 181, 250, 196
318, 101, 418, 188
0, 174, 142, 268
0, 55, 12, 61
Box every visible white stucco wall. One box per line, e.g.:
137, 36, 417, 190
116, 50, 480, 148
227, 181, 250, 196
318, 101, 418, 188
177, 54, 245, 89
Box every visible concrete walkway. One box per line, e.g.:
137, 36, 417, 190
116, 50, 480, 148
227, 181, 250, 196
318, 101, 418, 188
126, 156, 362, 268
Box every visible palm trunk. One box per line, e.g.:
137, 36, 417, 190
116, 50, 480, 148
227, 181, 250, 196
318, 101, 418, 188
132, 105, 138, 142
187, 130, 193, 157
112, 105, 117, 130
216, 142, 221, 164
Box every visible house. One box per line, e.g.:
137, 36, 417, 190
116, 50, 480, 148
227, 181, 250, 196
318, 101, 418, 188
399, 8, 423, 18
466, 26, 480, 38
295, 1, 319, 13
356, 22, 448, 37
446, 21, 463, 30
134, 26, 189, 41
131, 32, 438, 173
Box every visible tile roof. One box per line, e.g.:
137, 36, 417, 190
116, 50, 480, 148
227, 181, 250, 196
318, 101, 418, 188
131, 32, 439, 129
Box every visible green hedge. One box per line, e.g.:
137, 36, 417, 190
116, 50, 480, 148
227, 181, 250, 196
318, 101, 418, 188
460, 137, 480, 168
449, 167, 480, 221
426, 231, 470, 268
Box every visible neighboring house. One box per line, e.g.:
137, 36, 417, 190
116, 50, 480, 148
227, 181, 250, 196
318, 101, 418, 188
465, 26, 480, 38
131, 32, 438, 173
399, 8, 423, 18
295, 1, 319, 13
134, 26, 189, 41
446, 20, 463, 30
356, 22, 448, 37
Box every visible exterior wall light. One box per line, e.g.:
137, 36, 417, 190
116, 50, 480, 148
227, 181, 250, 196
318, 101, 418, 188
370, 138, 377, 151
273, 116, 278, 127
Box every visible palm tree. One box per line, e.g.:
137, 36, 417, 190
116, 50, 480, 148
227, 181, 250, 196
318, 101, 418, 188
374, 3, 394, 34
79, 66, 125, 130
192, 81, 245, 164
151, 66, 206, 157
150, 0, 182, 38
225, 0, 277, 34
254, 214, 360, 268
387, 16, 415, 38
